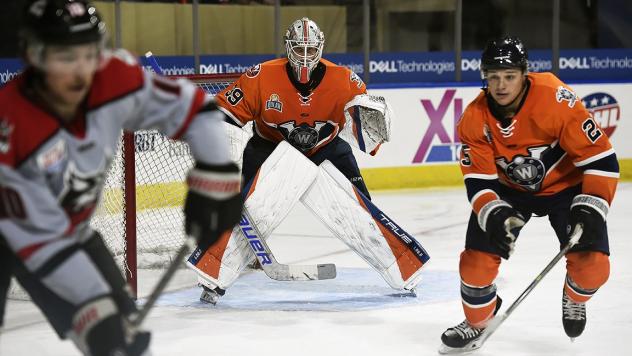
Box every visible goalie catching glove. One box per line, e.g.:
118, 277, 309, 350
184, 162, 243, 249
479, 200, 526, 259
340, 94, 393, 155
569, 194, 609, 247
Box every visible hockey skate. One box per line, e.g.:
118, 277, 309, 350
562, 291, 586, 340
199, 284, 225, 305
438, 296, 502, 354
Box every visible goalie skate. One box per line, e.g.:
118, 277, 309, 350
199, 284, 225, 305
438, 296, 502, 354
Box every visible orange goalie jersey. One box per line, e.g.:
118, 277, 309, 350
458, 72, 619, 215
215, 58, 367, 156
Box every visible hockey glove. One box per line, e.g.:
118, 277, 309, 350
184, 162, 243, 249
481, 201, 525, 259
569, 194, 609, 247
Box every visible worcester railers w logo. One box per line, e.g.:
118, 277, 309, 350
496, 146, 551, 192
278, 121, 332, 151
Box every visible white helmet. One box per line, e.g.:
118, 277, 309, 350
284, 17, 324, 83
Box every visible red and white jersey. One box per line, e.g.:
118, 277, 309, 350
458, 72, 619, 215
215, 58, 367, 156
0, 50, 225, 267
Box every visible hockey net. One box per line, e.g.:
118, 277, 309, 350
90, 73, 251, 297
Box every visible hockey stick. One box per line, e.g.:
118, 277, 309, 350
131, 238, 196, 328
144, 51, 163, 74
238, 207, 336, 281
475, 224, 584, 349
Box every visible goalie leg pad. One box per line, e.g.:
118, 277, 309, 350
187, 141, 319, 289
301, 160, 430, 290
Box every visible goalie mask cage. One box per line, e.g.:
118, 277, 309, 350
90, 73, 251, 298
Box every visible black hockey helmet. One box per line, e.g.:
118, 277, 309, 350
21, 0, 106, 47
480, 35, 528, 76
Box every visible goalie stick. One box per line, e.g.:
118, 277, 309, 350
238, 207, 336, 281
439, 224, 584, 354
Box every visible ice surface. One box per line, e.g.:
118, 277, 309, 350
3, 185, 631, 356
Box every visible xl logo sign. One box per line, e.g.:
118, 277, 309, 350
412, 89, 463, 163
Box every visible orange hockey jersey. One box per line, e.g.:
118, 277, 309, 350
458, 72, 619, 215
214, 58, 367, 156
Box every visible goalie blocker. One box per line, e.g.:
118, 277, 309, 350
187, 141, 430, 295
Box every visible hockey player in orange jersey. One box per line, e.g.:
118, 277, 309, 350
186, 17, 423, 304
439, 36, 619, 353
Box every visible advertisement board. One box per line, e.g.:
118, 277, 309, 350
2, 48, 631, 85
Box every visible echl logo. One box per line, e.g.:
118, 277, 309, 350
582, 92, 620, 137
278, 121, 330, 151
496, 147, 548, 192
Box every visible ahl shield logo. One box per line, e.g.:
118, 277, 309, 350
278, 121, 330, 151
582, 92, 620, 137
265, 94, 283, 112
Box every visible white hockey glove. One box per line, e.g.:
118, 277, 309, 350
184, 162, 243, 249
340, 94, 393, 155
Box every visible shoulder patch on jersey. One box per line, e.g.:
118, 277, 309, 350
265, 94, 283, 112
350, 71, 364, 89
0, 117, 13, 154
555, 86, 578, 108
246, 63, 262, 78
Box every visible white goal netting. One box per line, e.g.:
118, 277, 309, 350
91, 74, 251, 272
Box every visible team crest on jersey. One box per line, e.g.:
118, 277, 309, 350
496, 145, 561, 192
298, 92, 314, 106
278, 121, 332, 151
59, 162, 105, 216
265, 94, 283, 112
582, 92, 620, 137
0, 118, 13, 154
37, 139, 67, 172
246, 64, 261, 78
350, 71, 364, 89
556, 86, 578, 108
503, 155, 545, 188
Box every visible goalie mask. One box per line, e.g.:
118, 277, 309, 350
284, 17, 324, 84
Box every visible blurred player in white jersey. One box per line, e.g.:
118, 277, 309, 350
0, 1, 243, 355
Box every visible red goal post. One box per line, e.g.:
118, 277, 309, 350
91, 72, 249, 298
